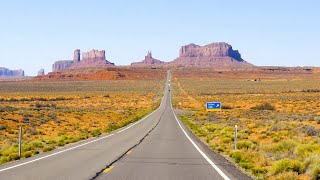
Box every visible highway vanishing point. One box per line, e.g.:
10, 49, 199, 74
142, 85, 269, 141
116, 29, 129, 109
0, 71, 251, 180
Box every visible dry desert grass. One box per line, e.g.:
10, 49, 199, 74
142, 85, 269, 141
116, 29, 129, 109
171, 68, 320, 180
0, 79, 164, 165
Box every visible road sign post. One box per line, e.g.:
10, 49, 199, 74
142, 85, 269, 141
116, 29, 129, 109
206, 102, 221, 122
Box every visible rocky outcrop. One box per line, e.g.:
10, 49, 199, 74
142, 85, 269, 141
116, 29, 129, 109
37, 69, 45, 76
52, 49, 115, 72
170, 42, 252, 67
82, 49, 106, 61
131, 51, 165, 66
73, 49, 80, 62
52, 60, 73, 72
0, 67, 24, 77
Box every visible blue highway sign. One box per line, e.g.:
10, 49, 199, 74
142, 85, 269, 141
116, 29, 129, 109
206, 102, 221, 112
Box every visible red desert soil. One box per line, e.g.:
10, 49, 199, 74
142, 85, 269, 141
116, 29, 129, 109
34, 67, 167, 81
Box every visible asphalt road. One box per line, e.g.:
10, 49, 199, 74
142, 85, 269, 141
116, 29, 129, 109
0, 71, 251, 180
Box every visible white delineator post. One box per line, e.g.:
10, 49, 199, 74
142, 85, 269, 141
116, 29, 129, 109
19, 126, 22, 159
234, 125, 237, 150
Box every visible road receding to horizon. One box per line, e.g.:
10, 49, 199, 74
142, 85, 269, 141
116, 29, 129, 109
0, 71, 251, 180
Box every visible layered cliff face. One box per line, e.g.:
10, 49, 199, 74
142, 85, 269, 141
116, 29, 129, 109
131, 51, 165, 66
170, 42, 252, 67
52, 49, 115, 72
0, 67, 24, 77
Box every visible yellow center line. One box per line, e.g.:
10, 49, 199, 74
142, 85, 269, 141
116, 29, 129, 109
126, 150, 132, 155
102, 166, 114, 174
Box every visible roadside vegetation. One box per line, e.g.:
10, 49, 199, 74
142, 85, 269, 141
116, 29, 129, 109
0, 79, 164, 165
172, 71, 320, 180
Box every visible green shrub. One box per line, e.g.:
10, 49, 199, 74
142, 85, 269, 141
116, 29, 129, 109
274, 171, 298, 180
80, 135, 88, 140
304, 155, 320, 180
252, 167, 267, 176
295, 144, 320, 159
22, 143, 32, 152
236, 141, 253, 150
312, 166, 320, 180
0, 156, 10, 165
90, 129, 102, 137
206, 124, 221, 132
0, 146, 18, 156
231, 151, 253, 170
43, 146, 55, 152
272, 159, 304, 175
71, 137, 80, 143
9, 153, 20, 161
46, 139, 56, 144
221, 105, 232, 109
264, 140, 297, 160
222, 137, 232, 143
31, 141, 44, 148
251, 102, 276, 110
239, 161, 253, 170
57, 141, 65, 146
272, 136, 281, 142
105, 124, 120, 132
32, 150, 39, 155
22, 151, 33, 158
237, 132, 249, 139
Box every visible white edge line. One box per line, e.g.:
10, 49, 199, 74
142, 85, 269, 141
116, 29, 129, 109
0, 96, 164, 173
0, 133, 114, 173
117, 94, 165, 134
117, 108, 158, 134
170, 96, 230, 180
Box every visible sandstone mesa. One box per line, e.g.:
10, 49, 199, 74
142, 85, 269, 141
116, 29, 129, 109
0, 67, 24, 77
130, 42, 252, 67
170, 42, 252, 67
52, 49, 115, 72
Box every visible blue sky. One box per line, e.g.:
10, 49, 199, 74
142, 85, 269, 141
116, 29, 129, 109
0, 1, 319, 75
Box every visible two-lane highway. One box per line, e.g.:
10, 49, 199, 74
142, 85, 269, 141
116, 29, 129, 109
0, 71, 251, 180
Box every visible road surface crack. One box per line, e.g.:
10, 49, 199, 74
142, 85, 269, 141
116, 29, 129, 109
90, 106, 166, 180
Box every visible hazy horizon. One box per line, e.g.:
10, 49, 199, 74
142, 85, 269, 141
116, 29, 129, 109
1, 1, 319, 76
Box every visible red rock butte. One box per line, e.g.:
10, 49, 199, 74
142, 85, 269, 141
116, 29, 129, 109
131, 42, 253, 67
169, 42, 252, 67
51, 42, 253, 72
52, 49, 115, 72
131, 51, 165, 66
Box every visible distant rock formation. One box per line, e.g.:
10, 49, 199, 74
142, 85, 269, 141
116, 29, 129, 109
35, 67, 166, 81
37, 69, 45, 76
131, 51, 165, 66
82, 49, 106, 61
73, 49, 80, 62
170, 42, 252, 67
0, 67, 24, 77
52, 60, 73, 72
52, 49, 115, 72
